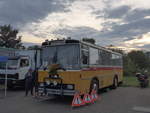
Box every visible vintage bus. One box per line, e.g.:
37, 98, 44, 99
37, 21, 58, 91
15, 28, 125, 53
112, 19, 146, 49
38, 39, 123, 96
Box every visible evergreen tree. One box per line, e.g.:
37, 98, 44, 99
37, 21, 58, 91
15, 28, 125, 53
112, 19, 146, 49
0, 24, 22, 48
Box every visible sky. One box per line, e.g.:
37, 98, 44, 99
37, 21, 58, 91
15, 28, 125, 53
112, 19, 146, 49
0, 0, 150, 51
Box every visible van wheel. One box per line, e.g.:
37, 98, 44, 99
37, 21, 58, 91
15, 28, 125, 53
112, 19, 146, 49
7, 84, 14, 89
90, 79, 99, 94
112, 77, 118, 89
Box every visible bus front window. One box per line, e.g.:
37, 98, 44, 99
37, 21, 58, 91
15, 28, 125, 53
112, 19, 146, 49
42, 44, 80, 70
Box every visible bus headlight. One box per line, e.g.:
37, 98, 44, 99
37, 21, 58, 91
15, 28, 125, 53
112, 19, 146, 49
49, 75, 60, 79
53, 81, 57, 86
67, 85, 74, 90
54, 75, 58, 78
46, 80, 51, 85
40, 83, 44, 87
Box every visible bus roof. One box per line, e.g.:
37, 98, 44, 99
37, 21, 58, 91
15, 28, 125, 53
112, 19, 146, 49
42, 39, 122, 56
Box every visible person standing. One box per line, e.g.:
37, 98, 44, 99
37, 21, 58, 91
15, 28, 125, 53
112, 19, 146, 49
25, 68, 33, 96
32, 68, 38, 97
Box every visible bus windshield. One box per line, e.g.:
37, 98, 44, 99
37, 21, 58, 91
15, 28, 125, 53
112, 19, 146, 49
42, 44, 80, 70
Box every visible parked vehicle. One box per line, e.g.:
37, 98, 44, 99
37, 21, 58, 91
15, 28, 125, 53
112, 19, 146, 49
0, 50, 41, 88
136, 73, 149, 88
38, 39, 123, 96
0, 47, 16, 57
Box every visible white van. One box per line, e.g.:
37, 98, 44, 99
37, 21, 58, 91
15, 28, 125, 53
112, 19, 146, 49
0, 50, 41, 88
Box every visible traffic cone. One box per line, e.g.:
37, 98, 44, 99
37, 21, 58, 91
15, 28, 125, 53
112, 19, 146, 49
90, 90, 99, 102
83, 93, 92, 104
93, 90, 99, 101
71, 93, 85, 107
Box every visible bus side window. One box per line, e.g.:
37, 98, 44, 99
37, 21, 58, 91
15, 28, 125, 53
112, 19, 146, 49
111, 54, 122, 66
82, 50, 89, 65
89, 47, 99, 65
99, 50, 103, 65
100, 50, 107, 65
20, 59, 29, 67
81, 44, 89, 66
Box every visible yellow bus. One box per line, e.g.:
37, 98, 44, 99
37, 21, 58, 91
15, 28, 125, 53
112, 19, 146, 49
38, 39, 123, 96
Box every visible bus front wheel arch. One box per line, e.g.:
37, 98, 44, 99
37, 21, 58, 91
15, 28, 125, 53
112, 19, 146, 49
111, 76, 118, 89
89, 78, 99, 94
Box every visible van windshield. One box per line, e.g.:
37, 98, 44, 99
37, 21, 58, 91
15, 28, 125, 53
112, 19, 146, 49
0, 62, 6, 69
7, 59, 18, 69
0, 59, 18, 69
42, 44, 80, 70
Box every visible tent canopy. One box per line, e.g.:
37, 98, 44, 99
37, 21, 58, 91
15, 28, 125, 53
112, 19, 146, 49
0, 56, 8, 62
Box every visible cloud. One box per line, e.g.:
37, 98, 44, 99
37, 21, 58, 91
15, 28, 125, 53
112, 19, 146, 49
124, 9, 150, 22
144, 16, 150, 19
110, 0, 150, 10
124, 32, 150, 48
21, 0, 106, 40
141, 44, 150, 50
20, 0, 150, 51
53, 26, 127, 47
100, 18, 150, 40
1, 0, 150, 51
0, 0, 74, 27
19, 32, 45, 44
54, 26, 99, 39
105, 5, 131, 19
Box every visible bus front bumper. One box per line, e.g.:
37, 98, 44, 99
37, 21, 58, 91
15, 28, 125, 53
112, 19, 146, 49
38, 87, 76, 96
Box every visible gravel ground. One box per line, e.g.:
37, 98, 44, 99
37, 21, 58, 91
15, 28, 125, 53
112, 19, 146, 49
0, 87, 150, 113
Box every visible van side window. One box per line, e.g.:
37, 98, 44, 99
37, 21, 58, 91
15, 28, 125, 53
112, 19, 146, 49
20, 59, 29, 67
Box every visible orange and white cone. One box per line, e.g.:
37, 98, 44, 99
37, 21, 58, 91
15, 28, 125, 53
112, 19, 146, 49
83, 93, 92, 104
90, 90, 99, 102
71, 93, 85, 107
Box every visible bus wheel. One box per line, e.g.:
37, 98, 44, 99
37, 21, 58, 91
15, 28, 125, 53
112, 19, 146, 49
112, 77, 118, 89
90, 79, 99, 94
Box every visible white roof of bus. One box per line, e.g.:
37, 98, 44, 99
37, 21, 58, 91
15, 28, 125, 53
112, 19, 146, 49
42, 39, 122, 56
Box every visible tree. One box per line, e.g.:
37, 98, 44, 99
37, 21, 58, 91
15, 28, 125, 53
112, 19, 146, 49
122, 50, 150, 76
128, 51, 149, 71
123, 55, 138, 76
28, 45, 41, 50
82, 38, 95, 44
0, 24, 22, 48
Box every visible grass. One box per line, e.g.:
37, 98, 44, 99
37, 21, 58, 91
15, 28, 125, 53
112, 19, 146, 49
122, 76, 150, 87
0, 85, 5, 89
122, 76, 138, 87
